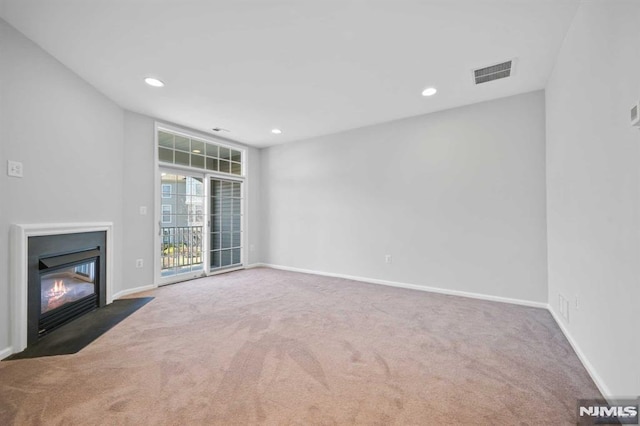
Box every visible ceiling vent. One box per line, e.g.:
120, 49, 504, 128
473, 59, 515, 85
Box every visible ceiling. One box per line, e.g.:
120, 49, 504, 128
0, 0, 579, 147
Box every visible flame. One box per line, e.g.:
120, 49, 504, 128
49, 279, 67, 297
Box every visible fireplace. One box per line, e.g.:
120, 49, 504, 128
27, 231, 107, 345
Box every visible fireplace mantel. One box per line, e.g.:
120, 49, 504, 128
9, 223, 114, 354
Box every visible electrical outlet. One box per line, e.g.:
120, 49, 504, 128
7, 160, 23, 178
135, 259, 144, 268
385, 254, 392, 264
139, 206, 147, 215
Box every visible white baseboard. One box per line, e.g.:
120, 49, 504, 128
259, 263, 547, 309
244, 263, 266, 270
547, 306, 611, 399
0, 346, 14, 360
112, 284, 156, 300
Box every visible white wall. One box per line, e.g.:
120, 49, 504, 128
0, 19, 125, 353
120, 112, 263, 288
546, 0, 640, 396
121, 111, 156, 291
261, 91, 548, 303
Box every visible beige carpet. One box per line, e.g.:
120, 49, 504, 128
0, 268, 600, 425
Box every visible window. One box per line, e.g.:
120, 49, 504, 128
161, 205, 172, 223
158, 130, 243, 176
161, 184, 171, 198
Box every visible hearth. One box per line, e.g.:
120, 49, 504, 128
27, 231, 107, 345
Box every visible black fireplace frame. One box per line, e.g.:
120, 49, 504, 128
27, 231, 107, 345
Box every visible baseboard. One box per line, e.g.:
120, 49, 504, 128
260, 263, 547, 309
112, 284, 156, 300
547, 306, 612, 399
0, 346, 14, 360
245, 263, 266, 269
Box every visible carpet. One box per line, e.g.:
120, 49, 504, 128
0, 268, 601, 425
5, 297, 154, 360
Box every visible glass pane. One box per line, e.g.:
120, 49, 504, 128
233, 182, 241, 198
176, 178, 189, 194
176, 195, 189, 214
161, 173, 177, 185
220, 249, 232, 267
210, 180, 221, 197
158, 131, 174, 148
191, 154, 205, 169
211, 233, 220, 248
211, 197, 221, 214
221, 181, 233, 197
219, 160, 231, 174
221, 217, 232, 232
206, 157, 218, 171
191, 139, 205, 155
232, 232, 241, 247
206, 144, 218, 157
175, 150, 189, 166
191, 178, 204, 196
219, 147, 231, 160
175, 135, 190, 151
221, 199, 232, 216
159, 147, 174, 163
221, 232, 232, 249
232, 215, 241, 231
231, 150, 241, 162
232, 248, 241, 265
210, 250, 220, 269
212, 215, 221, 232
175, 215, 190, 227
232, 198, 241, 214
231, 162, 241, 175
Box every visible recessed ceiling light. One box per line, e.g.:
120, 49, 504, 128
271, 128, 282, 134
422, 87, 437, 97
144, 77, 164, 87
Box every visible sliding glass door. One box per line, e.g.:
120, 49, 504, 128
209, 178, 243, 270
159, 170, 205, 282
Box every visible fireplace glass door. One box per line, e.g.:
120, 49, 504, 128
41, 261, 96, 314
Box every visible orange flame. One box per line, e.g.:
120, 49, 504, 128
50, 279, 67, 297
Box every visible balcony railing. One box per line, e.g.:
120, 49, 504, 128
161, 226, 203, 271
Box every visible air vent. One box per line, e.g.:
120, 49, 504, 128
473, 60, 513, 85
212, 127, 230, 133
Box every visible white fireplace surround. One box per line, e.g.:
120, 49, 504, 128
9, 222, 114, 354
